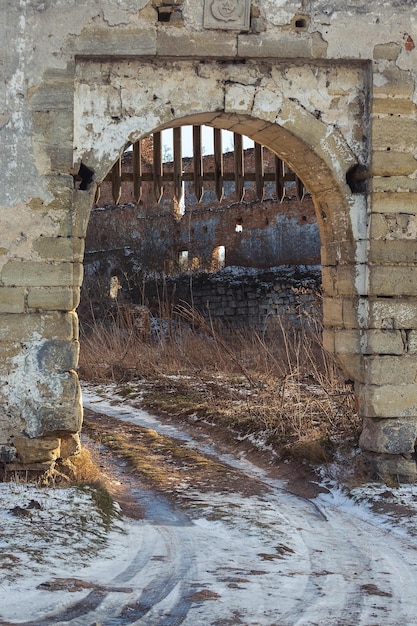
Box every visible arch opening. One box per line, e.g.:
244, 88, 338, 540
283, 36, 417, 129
78, 112, 360, 465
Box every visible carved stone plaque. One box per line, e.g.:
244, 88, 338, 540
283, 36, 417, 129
203, 0, 250, 30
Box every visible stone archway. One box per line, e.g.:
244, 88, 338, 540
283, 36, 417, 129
3, 53, 415, 478
2, 1, 417, 480
73, 57, 368, 390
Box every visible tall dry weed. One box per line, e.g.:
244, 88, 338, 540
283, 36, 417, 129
78, 298, 359, 463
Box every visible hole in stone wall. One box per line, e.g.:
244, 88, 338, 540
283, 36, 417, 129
295, 18, 307, 28
77, 162, 94, 190
158, 7, 171, 22
346, 163, 369, 194
235, 218, 243, 232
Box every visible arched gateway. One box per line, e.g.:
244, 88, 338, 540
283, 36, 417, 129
1, 0, 417, 478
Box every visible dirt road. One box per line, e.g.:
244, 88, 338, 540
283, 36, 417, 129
2, 388, 417, 626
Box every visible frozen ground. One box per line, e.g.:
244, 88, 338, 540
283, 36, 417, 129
1, 384, 417, 625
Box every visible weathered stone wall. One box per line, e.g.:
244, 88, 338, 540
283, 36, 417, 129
86, 187, 319, 276
1, 0, 417, 476
135, 266, 321, 332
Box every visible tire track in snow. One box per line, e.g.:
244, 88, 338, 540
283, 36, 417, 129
4, 391, 417, 626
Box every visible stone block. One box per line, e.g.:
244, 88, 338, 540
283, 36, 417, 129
322, 297, 343, 327
157, 30, 237, 56
371, 191, 417, 215
14, 436, 61, 464
371, 176, 417, 193
322, 329, 335, 353
361, 451, 417, 480
364, 329, 405, 355
237, 34, 311, 58
359, 383, 417, 418
33, 236, 84, 262
369, 213, 388, 239
373, 66, 415, 98
321, 265, 357, 297
71, 190, 96, 238
334, 329, 362, 354
43, 175, 74, 211
368, 265, 417, 296
344, 298, 366, 329
33, 109, 74, 172
370, 212, 417, 240
0, 313, 78, 342
373, 42, 402, 61
372, 98, 417, 116
30, 74, 74, 113
337, 354, 365, 383
28, 377, 83, 438
321, 240, 356, 266
368, 240, 417, 263
372, 117, 417, 152
364, 355, 417, 385
27, 287, 81, 311
372, 150, 417, 177
323, 296, 362, 330
359, 416, 417, 454
0, 287, 25, 314
74, 27, 157, 56
60, 433, 81, 459
1, 261, 83, 289
368, 297, 417, 330
36, 339, 80, 373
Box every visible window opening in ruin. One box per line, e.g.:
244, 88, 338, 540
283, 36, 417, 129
179, 250, 189, 270
211, 245, 226, 271
235, 218, 243, 232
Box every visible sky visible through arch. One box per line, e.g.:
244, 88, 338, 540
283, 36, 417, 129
161, 125, 254, 161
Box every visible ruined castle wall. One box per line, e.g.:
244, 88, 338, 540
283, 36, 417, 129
136, 266, 321, 332
87, 148, 320, 271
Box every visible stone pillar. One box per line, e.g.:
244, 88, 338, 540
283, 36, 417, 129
358, 44, 417, 478
0, 181, 89, 465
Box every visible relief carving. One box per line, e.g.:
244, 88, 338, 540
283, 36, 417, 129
203, 0, 250, 30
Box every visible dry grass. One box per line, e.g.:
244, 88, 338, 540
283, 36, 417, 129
68, 446, 104, 485
78, 302, 360, 465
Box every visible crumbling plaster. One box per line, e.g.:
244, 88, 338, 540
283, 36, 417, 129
1, 0, 417, 476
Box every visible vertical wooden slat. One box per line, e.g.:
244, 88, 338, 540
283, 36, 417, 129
274, 156, 286, 202
132, 140, 142, 203
234, 132, 244, 202
295, 175, 305, 201
254, 142, 264, 200
193, 125, 203, 202
153, 131, 163, 203
94, 185, 101, 205
112, 157, 122, 204
173, 127, 183, 205
214, 128, 224, 202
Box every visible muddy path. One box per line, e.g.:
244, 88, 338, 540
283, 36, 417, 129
3, 391, 417, 626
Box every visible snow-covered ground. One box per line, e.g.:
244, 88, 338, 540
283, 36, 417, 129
1, 385, 417, 625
